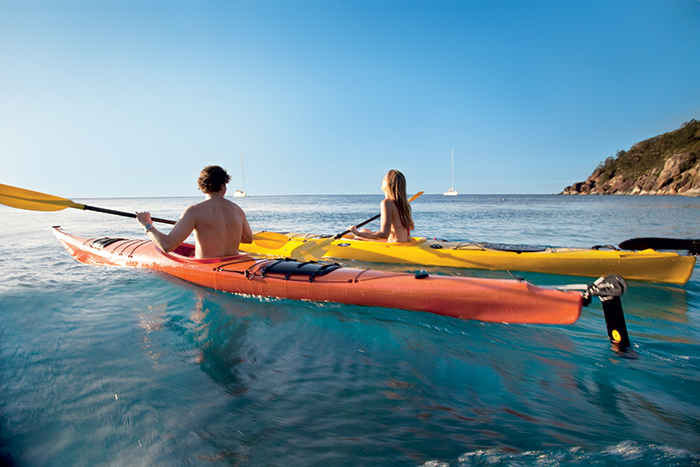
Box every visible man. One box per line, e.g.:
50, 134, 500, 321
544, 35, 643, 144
136, 165, 253, 258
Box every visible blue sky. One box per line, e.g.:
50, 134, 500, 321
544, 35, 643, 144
2, 1, 699, 197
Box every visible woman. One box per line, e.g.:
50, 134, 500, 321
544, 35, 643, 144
350, 169, 415, 243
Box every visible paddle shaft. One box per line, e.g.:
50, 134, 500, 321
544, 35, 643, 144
334, 214, 380, 239
84, 205, 176, 225
289, 191, 425, 261
335, 191, 424, 239
0, 183, 290, 249
85, 204, 289, 248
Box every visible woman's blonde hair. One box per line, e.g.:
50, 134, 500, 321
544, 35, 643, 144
385, 169, 414, 230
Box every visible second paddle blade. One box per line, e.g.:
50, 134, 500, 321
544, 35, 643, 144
288, 238, 331, 262
252, 231, 290, 250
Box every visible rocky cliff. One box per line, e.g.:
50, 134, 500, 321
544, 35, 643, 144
561, 119, 700, 196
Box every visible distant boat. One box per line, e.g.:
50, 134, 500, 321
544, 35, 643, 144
443, 187, 458, 196
233, 149, 247, 198
443, 149, 458, 196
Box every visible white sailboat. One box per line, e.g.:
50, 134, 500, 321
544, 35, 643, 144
443, 148, 458, 196
233, 149, 247, 198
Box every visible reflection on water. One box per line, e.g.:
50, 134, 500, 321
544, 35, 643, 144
622, 283, 689, 319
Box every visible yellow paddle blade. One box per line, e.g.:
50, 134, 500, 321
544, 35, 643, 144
288, 238, 334, 262
252, 231, 290, 249
409, 191, 424, 202
0, 183, 85, 212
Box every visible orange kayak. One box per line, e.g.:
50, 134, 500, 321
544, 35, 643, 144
53, 227, 585, 325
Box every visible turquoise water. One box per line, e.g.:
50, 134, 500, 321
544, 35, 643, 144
1, 194, 699, 466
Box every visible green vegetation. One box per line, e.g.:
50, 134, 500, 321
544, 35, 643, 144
595, 119, 700, 183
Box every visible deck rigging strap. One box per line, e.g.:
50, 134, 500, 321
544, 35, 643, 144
254, 259, 342, 282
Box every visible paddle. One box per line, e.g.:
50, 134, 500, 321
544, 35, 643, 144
619, 237, 700, 255
289, 191, 424, 261
0, 183, 289, 249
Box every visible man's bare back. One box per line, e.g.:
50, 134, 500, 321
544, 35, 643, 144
183, 194, 252, 258
136, 166, 253, 259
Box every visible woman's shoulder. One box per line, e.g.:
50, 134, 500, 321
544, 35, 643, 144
381, 198, 400, 213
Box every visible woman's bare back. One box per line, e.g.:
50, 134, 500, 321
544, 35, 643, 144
383, 199, 411, 243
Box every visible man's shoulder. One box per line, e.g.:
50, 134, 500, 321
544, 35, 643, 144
203, 197, 244, 214
220, 198, 243, 211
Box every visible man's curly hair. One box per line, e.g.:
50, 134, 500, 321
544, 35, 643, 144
198, 165, 231, 193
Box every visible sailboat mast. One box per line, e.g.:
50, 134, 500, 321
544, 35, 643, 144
240, 149, 246, 193
443, 148, 458, 196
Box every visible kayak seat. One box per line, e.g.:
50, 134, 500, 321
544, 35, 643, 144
260, 259, 341, 282
173, 243, 196, 257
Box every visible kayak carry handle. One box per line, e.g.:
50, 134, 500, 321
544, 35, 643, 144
585, 275, 631, 352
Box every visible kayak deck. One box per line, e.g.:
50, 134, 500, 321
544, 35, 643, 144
241, 232, 697, 285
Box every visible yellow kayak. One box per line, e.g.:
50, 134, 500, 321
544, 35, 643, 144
242, 232, 697, 285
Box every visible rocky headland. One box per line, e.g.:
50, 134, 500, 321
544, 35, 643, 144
561, 119, 700, 196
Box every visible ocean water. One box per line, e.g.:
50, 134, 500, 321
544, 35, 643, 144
1, 194, 699, 467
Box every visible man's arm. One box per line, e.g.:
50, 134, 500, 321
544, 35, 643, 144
136, 209, 196, 252
239, 208, 254, 244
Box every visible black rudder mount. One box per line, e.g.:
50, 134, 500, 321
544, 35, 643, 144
586, 275, 631, 351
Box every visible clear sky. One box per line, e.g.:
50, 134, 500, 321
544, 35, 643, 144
2, 1, 699, 197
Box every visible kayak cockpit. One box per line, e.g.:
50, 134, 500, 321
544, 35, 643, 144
164, 242, 253, 264
172, 242, 196, 258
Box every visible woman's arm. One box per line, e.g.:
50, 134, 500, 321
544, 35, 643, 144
350, 199, 392, 240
